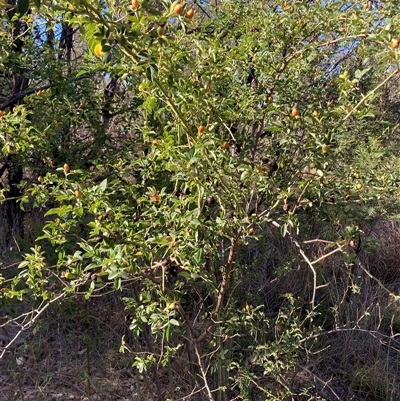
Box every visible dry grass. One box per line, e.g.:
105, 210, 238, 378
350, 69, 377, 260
0, 294, 135, 400
0, 291, 201, 401
2, 218, 400, 400
361, 220, 400, 287
235, 219, 400, 400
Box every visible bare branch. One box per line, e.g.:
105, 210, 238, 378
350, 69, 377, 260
0, 291, 67, 359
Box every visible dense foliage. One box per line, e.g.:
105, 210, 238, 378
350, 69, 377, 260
2, 1, 400, 399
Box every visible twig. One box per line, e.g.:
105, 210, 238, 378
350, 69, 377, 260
215, 235, 240, 312
0, 291, 67, 359
193, 341, 214, 401
303, 239, 336, 244
311, 245, 344, 265
296, 364, 341, 401
291, 179, 312, 216
356, 259, 400, 301
0, 76, 90, 110
176, 385, 207, 400
272, 220, 317, 311
300, 327, 400, 347
343, 68, 399, 122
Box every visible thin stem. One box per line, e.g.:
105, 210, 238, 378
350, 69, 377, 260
153, 77, 192, 137
135, 339, 142, 401
343, 68, 399, 122
0, 291, 67, 359
272, 221, 317, 311
311, 245, 344, 265
194, 341, 214, 401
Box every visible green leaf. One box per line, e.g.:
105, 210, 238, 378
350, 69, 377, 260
146, 65, 157, 81
98, 179, 108, 192
354, 68, 371, 80
108, 270, 119, 280
16, 0, 30, 15
76, 69, 89, 78
240, 170, 249, 181
169, 319, 180, 326
360, 111, 375, 119
44, 207, 72, 217
165, 324, 171, 341
33, 0, 41, 9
